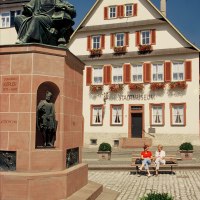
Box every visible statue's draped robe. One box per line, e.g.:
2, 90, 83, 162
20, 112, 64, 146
15, 0, 75, 44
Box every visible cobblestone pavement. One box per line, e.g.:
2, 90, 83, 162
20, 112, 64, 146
88, 170, 200, 200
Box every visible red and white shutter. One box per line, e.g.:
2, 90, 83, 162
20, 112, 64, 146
104, 65, 112, 85
110, 33, 115, 49
185, 60, 192, 81
87, 36, 91, 51
135, 31, 140, 46
125, 32, 129, 46
86, 67, 92, 86
101, 34, 105, 49
123, 64, 131, 84
151, 29, 156, 45
104, 7, 108, 20
164, 61, 171, 82
133, 4, 138, 16
143, 63, 151, 83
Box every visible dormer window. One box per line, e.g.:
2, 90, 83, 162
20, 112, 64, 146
109, 6, 117, 18
92, 35, 101, 49
125, 4, 133, 17
141, 30, 150, 45
116, 33, 124, 47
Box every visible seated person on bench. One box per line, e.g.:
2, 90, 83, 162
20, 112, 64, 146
155, 144, 166, 176
139, 145, 152, 177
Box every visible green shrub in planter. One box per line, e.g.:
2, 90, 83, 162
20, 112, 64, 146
179, 142, 193, 151
98, 142, 112, 152
140, 191, 174, 200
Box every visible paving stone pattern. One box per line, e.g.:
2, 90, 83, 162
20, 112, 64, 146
88, 170, 200, 200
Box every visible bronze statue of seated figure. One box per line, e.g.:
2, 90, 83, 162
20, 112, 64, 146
14, 0, 76, 46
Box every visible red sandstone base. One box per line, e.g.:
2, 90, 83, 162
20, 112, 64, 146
0, 44, 87, 200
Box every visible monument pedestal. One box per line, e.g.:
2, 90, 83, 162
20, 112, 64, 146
0, 44, 88, 200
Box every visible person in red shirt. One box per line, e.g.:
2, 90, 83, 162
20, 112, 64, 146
139, 145, 152, 177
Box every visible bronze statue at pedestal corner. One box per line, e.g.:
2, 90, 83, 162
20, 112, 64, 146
37, 91, 56, 147
14, 0, 76, 46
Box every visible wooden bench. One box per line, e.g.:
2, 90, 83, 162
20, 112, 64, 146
131, 155, 178, 175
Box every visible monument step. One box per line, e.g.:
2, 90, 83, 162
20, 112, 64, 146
64, 181, 103, 200
96, 188, 119, 200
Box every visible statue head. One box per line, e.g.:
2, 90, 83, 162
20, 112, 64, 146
45, 91, 53, 102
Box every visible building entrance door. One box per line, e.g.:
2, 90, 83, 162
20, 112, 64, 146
129, 105, 144, 139
131, 113, 143, 138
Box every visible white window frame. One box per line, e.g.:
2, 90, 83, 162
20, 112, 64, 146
112, 66, 123, 83
152, 63, 164, 82
132, 64, 143, 83
92, 35, 101, 49
115, 33, 124, 47
171, 104, 185, 126
93, 67, 103, 85
91, 105, 103, 125
111, 105, 123, 126
141, 30, 150, 45
109, 6, 117, 18
172, 62, 184, 81
151, 105, 163, 125
0, 12, 10, 28
125, 4, 133, 17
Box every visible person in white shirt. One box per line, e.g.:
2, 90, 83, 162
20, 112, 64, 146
155, 144, 166, 176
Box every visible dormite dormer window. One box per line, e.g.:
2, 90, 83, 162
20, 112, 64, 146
135, 29, 156, 46
109, 6, 117, 18
104, 4, 137, 20
125, 4, 133, 17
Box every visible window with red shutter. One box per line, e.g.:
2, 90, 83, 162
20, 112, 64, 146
104, 7, 108, 20
87, 36, 91, 51
86, 67, 92, 86
125, 32, 129, 46
164, 62, 171, 82
144, 63, 151, 83
104, 65, 112, 85
135, 31, 140, 46
151, 29, 156, 45
185, 60, 192, 81
123, 64, 131, 84
110, 34, 115, 49
133, 4, 138, 16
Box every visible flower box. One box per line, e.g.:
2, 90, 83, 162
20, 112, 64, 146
129, 83, 144, 91
169, 81, 188, 90
150, 83, 166, 91
113, 46, 127, 54
90, 49, 102, 57
90, 85, 103, 92
109, 84, 124, 92
138, 44, 152, 53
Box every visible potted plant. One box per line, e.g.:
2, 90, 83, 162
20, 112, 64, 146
113, 46, 127, 54
150, 82, 166, 91
90, 85, 103, 93
109, 84, 124, 93
140, 191, 174, 200
97, 142, 112, 160
169, 81, 188, 90
129, 83, 144, 91
90, 48, 102, 57
179, 142, 193, 160
138, 44, 153, 54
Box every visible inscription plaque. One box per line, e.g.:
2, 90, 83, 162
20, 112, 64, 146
2, 76, 19, 93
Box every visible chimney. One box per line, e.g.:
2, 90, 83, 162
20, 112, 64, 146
160, 0, 166, 17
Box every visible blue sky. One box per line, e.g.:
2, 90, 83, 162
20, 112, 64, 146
69, 0, 200, 48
